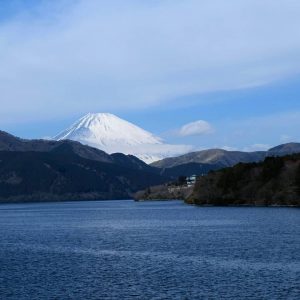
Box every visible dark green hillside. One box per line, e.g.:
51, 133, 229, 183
187, 154, 300, 206
0, 145, 168, 202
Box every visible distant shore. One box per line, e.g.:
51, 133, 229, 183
135, 198, 300, 207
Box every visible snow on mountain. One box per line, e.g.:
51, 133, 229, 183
54, 113, 191, 163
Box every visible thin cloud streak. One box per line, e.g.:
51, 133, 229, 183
1, 0, 300, 122
178, 120, 214, 137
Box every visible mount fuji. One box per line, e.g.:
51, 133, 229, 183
53, 113, 191, 163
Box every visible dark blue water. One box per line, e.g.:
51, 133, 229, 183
0, 200, 299, 299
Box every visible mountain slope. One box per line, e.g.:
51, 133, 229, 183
0, 130, 113, 163
187, 154, 300, 206
151, 143, 300, 170
267, 143, 300, 157
151, 149, 266, 169
54, 113, 191, 163
54, 113, 162, 147
0, 130, 169, 174
0, 144, 169, 202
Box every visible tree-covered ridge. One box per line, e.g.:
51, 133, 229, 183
0, 144, 168, 203
187, 154, 300, 206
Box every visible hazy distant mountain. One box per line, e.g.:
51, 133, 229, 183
53, 113, 191, 163
266, 143, 300, 157
151, 143, 300, 173
151, 149, 266, 169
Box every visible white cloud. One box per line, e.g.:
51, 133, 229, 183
178, 120, 214, 137
1, 0, 300, 122
164, 111, 300, 152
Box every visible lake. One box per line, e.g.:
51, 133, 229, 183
0, 200, 299, 299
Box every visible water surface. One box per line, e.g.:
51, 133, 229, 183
0, 200, 299, 299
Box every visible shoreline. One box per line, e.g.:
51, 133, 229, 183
0, 197, 299, 208
132, 198, 300, 208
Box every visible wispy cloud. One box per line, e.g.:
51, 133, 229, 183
178, 120, 214, 137
1, 0, 300, 122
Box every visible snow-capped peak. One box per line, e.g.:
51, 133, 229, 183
54, 113, 192, 163
55, 113, 162, 147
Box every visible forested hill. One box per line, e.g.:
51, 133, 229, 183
0, 143, 168, 203
187, 154, 300, 206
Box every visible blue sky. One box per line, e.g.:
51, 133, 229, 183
1, 0, 300, 152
